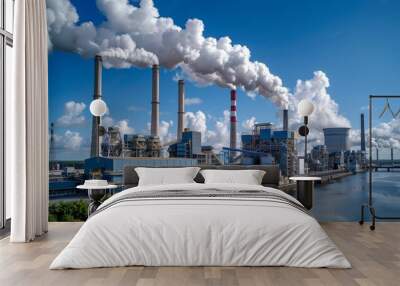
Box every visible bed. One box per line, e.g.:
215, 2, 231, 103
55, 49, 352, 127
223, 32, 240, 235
50, 166, 350, 269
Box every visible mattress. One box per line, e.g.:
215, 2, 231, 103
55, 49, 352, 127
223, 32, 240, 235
50, 183, 351, 269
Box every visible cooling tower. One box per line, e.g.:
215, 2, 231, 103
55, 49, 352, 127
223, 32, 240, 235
90, 55, 102, 157
360, 113, 366, 152
283, 109, 288, 131
230, 90, 237, 155
323, 127, 350, 153
177, 80, 185, 141
151, 64, 160, 136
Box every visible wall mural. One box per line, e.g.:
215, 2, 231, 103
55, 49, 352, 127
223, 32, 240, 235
47, 0, 400, 221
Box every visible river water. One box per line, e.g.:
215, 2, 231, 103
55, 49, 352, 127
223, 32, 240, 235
312, 171, 400, 221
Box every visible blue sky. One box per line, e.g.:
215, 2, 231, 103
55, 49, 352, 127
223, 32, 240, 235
49, 0, 400, 160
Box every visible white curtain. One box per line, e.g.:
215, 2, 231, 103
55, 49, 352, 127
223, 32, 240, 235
8, 0, 49, 242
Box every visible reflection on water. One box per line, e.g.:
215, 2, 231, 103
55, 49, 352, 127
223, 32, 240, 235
312, 171, 400, 221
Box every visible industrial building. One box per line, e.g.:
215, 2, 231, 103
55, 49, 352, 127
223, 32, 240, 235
309, 145, 329, 171
168, 129, 202, 158
122, 134, 161, 157
240, 112, 297, 177
310, 117, 367, 172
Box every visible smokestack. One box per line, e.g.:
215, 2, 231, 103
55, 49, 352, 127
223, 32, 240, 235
376, 148, 379, 162
360, 113, 366, 152
391, 147, 394, 164
151, 64, 160, 136
230, 90, 237, 157
90, 55, 102, 157
177, 80, 185, 141
283, 109, 288, 131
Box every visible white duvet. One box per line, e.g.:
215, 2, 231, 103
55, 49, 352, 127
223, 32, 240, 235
50, 183, 351, 269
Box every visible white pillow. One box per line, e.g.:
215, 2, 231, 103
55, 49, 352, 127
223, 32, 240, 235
135, 167, 200, 186
200, 169, 266, 185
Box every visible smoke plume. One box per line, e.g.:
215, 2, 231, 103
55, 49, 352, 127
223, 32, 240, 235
47, 0, 289, 108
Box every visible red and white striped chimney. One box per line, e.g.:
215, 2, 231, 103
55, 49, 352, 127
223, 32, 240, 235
230, 89, 237, 153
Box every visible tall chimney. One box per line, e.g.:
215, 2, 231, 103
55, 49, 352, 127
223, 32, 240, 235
391, 147, 394, 164
360, 113, 366, 152
283, 109, 288, 131
376, 148, 379, 162
230, 90, 237, 158
177, 80, 185, 141
151, 64, 160, 136
90, 55, 102, 157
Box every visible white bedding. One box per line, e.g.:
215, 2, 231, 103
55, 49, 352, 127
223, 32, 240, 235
50, 183, 351, 269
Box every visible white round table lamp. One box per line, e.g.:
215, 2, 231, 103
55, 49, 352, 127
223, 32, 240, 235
90, 98, 107, 117
298, 99, 314, 117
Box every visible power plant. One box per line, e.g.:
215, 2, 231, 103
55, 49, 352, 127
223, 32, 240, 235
310, 115, 368, 173
239, 110, 297, 177
87, 56, 300, 176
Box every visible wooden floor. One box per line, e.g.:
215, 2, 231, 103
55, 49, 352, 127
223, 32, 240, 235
0, 222, 399, 286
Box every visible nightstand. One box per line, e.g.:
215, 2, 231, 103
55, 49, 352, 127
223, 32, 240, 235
77, 181, 118, 216
289, 177, 321, 210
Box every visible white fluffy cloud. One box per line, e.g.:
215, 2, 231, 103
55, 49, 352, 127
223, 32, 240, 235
185, 111, 208, 140
289, 71, 351, 147
372, 119, 400, 149
47, 0, 289, 108
159, 120, 175, 143
185, 97, 203, 106
53, 130, 83, 151
102, 116, 135, 135
56, 101, 86, 126
185, 110, 230, 151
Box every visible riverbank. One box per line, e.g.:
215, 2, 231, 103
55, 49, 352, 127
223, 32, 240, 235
310, 169, 357, 184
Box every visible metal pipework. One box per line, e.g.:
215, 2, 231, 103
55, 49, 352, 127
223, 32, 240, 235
151, 64, 160, 137
90, 55, 103, 157
177, 80, 185, 141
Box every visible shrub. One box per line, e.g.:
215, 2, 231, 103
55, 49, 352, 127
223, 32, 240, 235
49, 199, 89, 222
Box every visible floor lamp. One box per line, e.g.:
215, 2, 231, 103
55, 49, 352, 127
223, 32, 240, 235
298, 99, 315, 175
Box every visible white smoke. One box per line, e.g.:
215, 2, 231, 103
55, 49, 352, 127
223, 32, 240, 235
47, 0, 289, 108
242, 116, 257, 131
